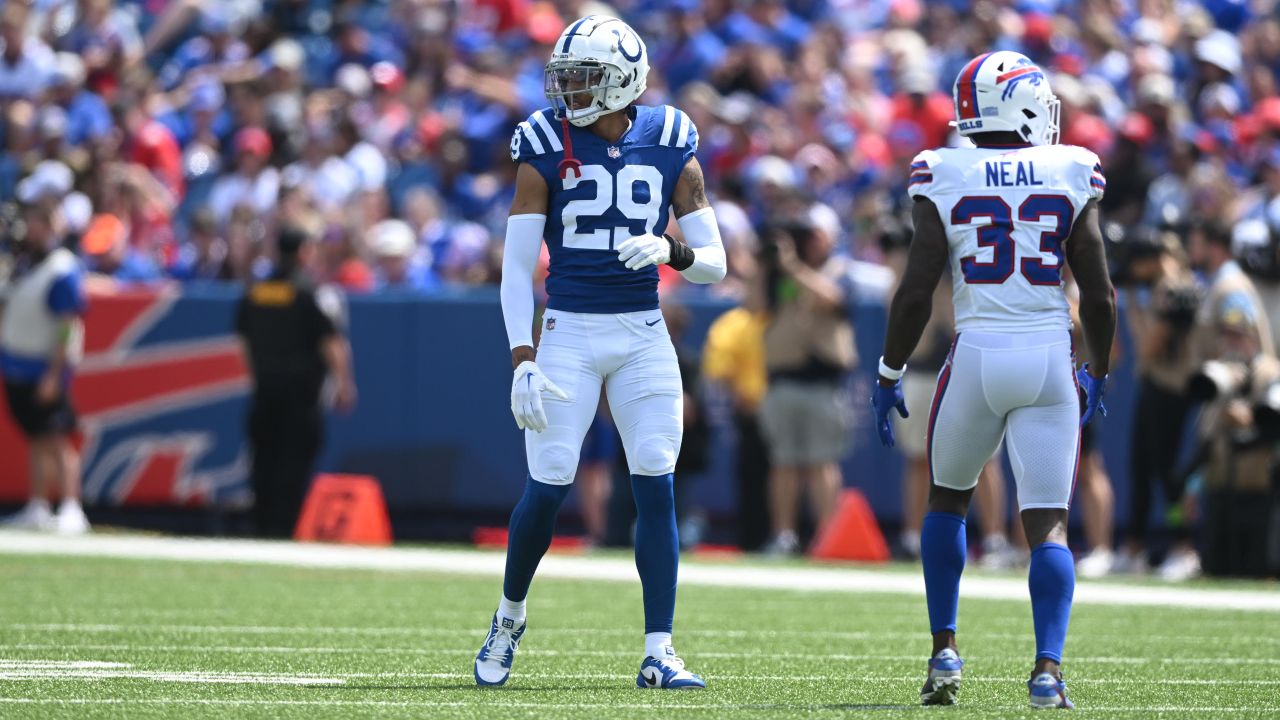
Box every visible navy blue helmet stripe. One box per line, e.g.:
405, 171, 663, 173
560, 16, 593, 53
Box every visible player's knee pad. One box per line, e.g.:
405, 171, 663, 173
631, 435, 678, 476
531, 443, 579, 485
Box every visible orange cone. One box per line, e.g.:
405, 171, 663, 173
294, 474, 393, 546
808, 489, 891, 563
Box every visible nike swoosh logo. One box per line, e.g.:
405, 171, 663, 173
645, 319, 661, 327
642, 668, 660, 687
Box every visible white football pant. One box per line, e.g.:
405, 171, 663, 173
927, 330, 1080, 509
527, 309, 683, 484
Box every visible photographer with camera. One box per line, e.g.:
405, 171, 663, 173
752, 206, 856, 555
1167, 219, 1279, 579
1183, 298, 1280, 577
1111, 226, 1201, 576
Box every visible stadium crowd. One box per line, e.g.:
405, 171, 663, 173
2, 0, 1279, 578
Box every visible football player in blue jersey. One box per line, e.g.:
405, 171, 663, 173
474, 16, 725, 690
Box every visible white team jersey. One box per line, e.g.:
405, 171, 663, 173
908, 144, 1105, 333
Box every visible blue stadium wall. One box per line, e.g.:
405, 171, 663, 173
0, 284, 1142, 542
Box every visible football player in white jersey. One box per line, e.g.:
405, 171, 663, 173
871, 51, 1116, 709
474, 16, 725, 689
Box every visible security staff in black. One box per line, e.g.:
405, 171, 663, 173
235, 228, 356, 538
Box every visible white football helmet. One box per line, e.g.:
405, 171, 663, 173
952, 51, 1060, 145
545, 16, 649, 128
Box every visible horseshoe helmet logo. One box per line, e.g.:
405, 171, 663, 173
613, 29, 642, 63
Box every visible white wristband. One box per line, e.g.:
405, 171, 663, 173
878, 356, 906, 381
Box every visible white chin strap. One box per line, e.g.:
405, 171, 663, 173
567, 105, 603, 127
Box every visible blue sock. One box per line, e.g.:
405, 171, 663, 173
921, 512, 966, 635
1029, 543, 1075, 664
631, 473, 678, 635
502, 477, 571, 602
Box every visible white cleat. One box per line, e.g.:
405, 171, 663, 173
636, 649, 705, 689
0, 501, 55, 532
474, 613, 525, 686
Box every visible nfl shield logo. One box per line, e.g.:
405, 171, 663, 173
607, 146, 621, 159
546, 318, 556, 331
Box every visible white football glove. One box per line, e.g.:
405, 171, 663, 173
616, 234, 670, 271
510, 360, 569, 433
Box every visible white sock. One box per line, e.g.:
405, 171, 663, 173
58, 498, 82, 513
645, 632, 673, 660
498, 596, 526, 624
28, 498, 51, 514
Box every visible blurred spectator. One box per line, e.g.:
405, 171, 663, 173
236, 226, 356, 538
1117, 229, 1200, 575
169, 208, 228, 281
157, 7, 250, 92
369, 218, 434, 291
1191, 221, 1275, 374
114, 94, 185, 202
0, 4, 55, 101
702, 303, 770, 551
0, 193, 89, 535
755, 215, 856, 554
208, 127, 278, 225
47, 53, 112, 150
53, 0, 144, 98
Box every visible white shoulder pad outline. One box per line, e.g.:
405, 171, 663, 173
656, 105, 699, 152
510, 109, 564, 162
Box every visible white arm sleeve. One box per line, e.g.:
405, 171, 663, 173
676, 207, 726, 284
500, 213, 546, 350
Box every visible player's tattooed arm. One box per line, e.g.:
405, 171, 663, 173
880, 198, 950, 384
1064, 199, 1116, 377
671, 157, 710, 218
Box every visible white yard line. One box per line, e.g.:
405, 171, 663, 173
0, 659, 342, 685
11, 624, 1274, 646
5, 643, 1280, 666
1, 531, 1277, 612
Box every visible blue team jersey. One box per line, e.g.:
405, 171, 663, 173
510, 104, 699, 314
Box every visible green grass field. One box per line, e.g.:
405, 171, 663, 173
0, 541, 1278, 719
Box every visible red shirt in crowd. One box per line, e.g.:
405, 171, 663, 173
129, 119, 185, 201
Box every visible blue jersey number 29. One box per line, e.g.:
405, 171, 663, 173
562, 165, 664, 250
954, 194, 1074, 286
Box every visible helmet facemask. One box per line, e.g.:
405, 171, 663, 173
1020, 90, 1061, 146
545, 59, 625, 128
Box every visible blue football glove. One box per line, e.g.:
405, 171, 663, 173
871, 378, 909, 448
1076, 363, 1108, 427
